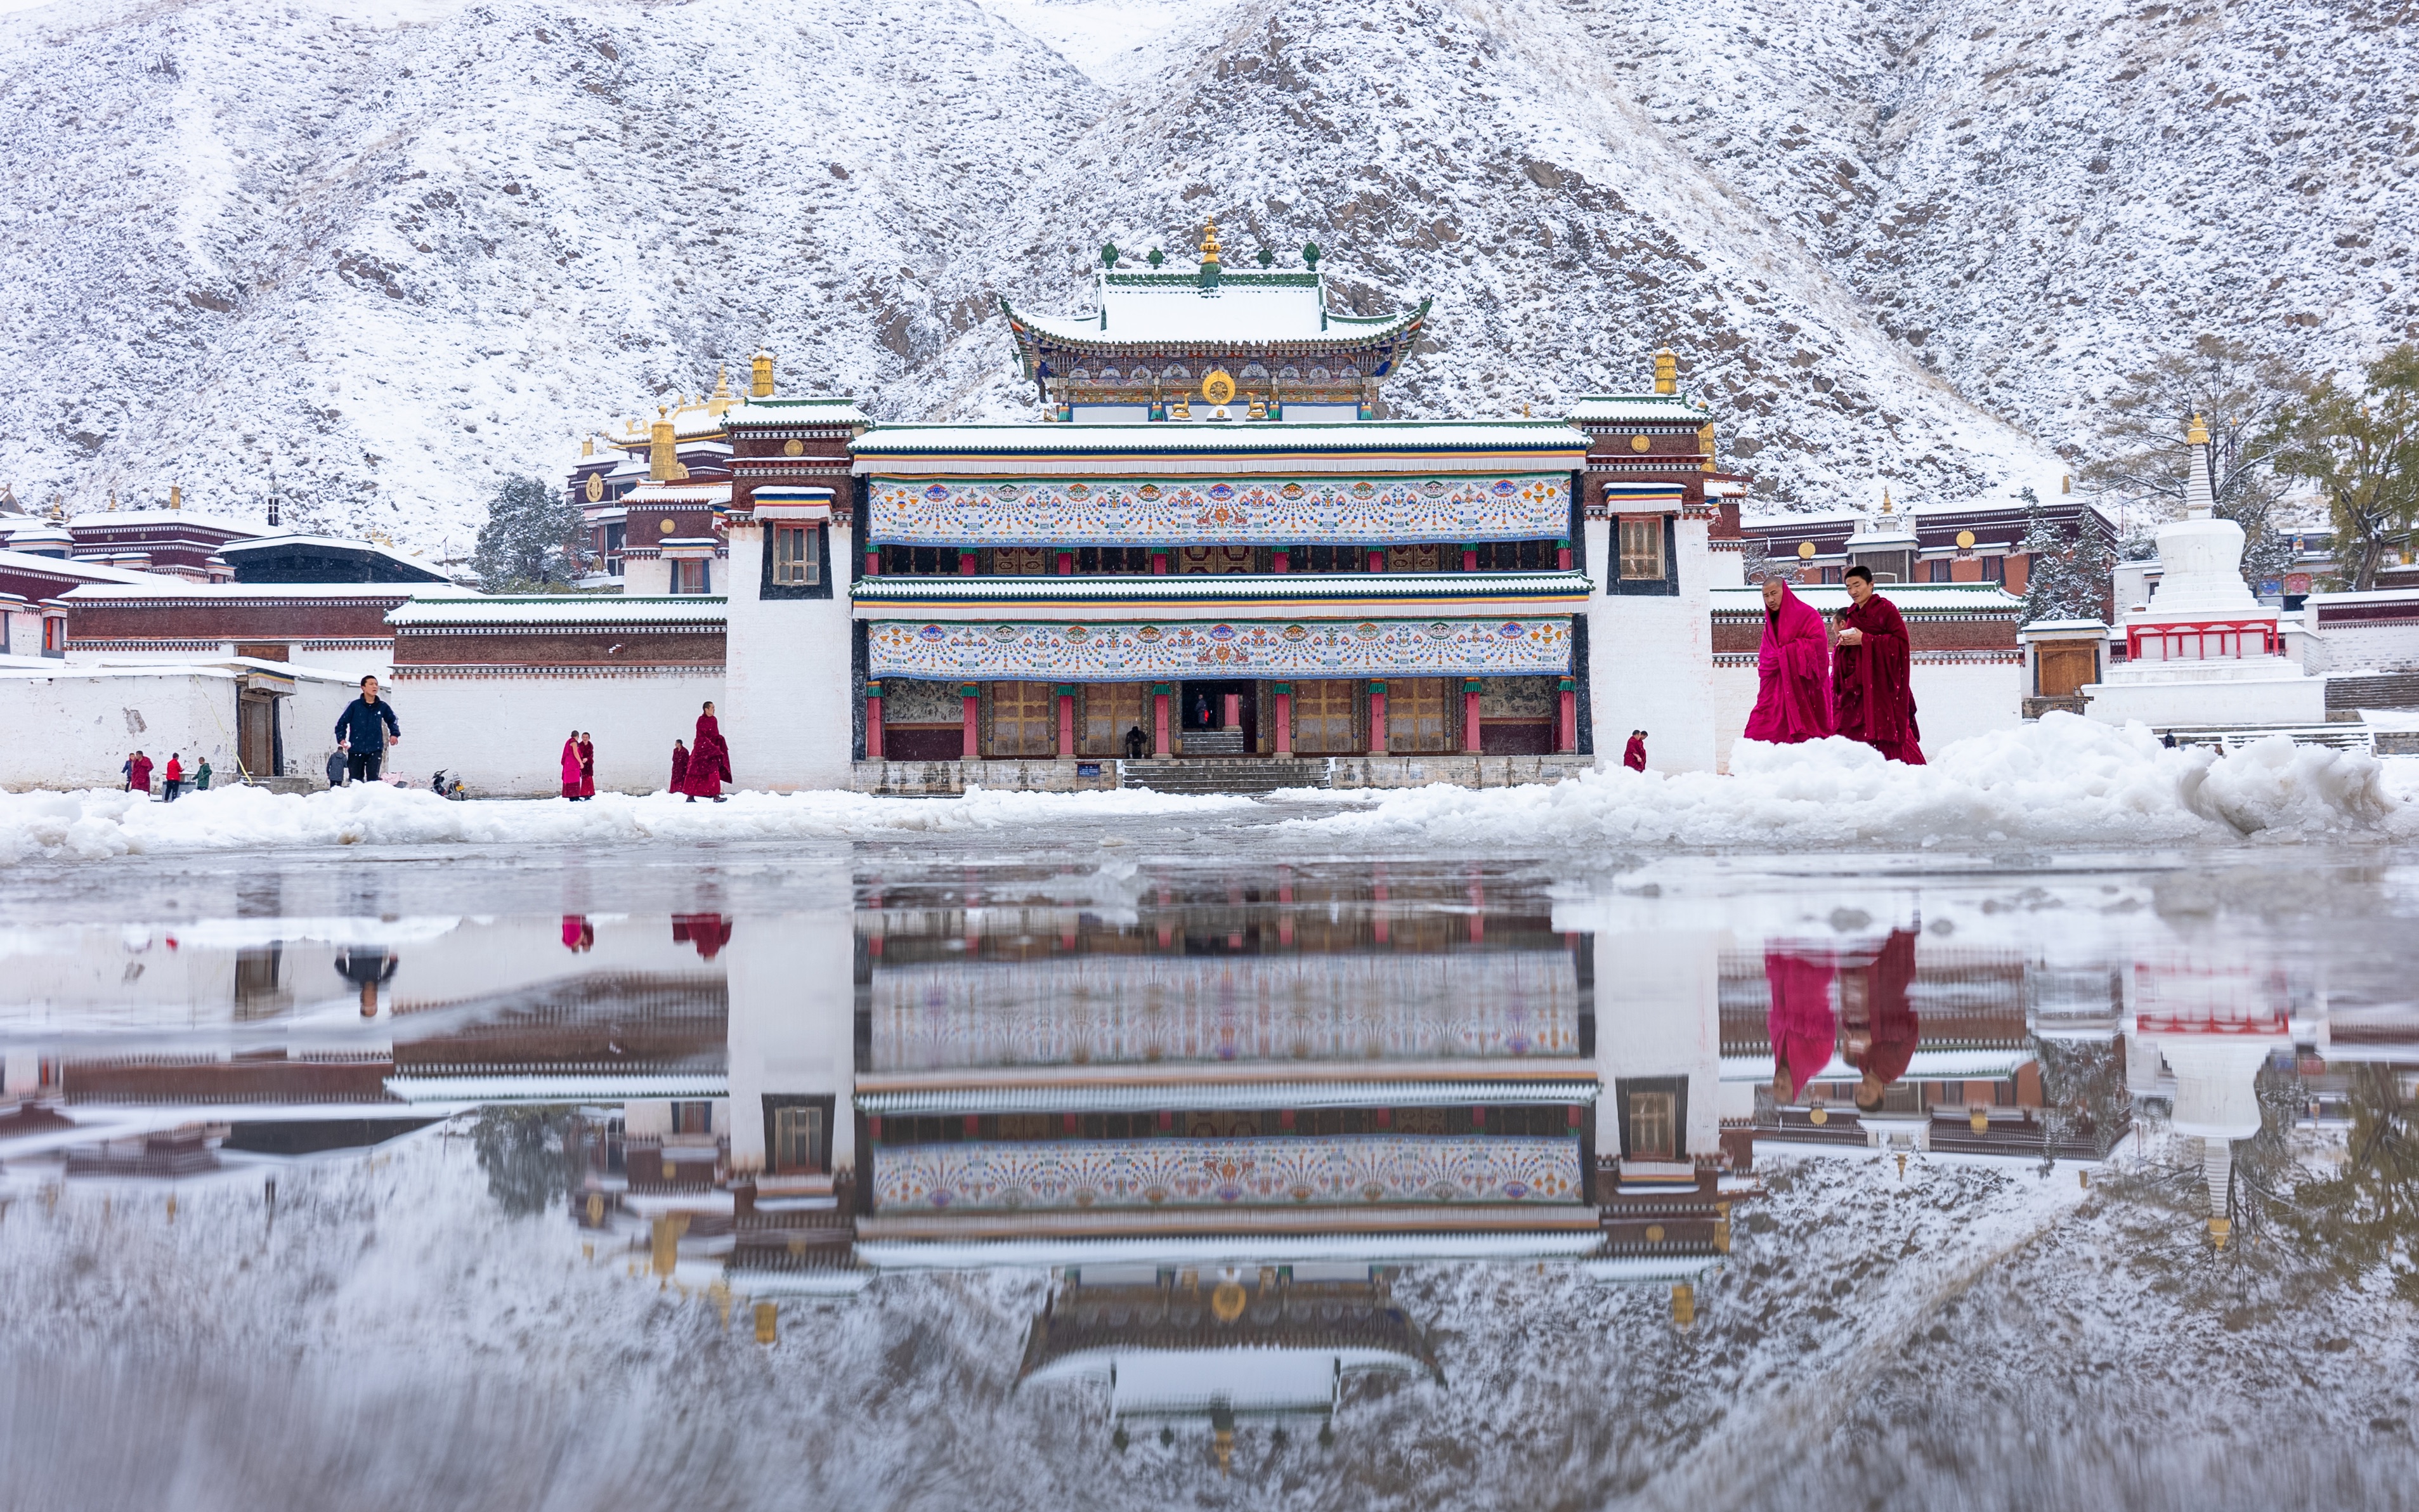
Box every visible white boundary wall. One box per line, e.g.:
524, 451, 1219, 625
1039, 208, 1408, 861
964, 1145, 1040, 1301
1592, 927, 1725, 1160
1583, 513, 1718, 773
388, 670, 726, 796
0, 663, 353, 790
720, 519, 857, 792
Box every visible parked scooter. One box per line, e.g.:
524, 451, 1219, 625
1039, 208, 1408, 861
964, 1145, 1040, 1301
430, 769, 468, 801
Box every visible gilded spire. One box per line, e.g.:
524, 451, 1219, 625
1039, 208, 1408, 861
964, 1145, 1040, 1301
649, 406, 689, 483
1199, 218, 1222, 266
750, 349, 774, 400
580, 435, 594, 459
1880, 488, 1894, 514
1653, 347, 1678, 396
708, 365, 734, 418
2187, 412, 2210, 446
169, 484, 183, 511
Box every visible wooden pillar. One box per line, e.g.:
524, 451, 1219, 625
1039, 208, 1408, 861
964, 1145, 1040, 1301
1556, 538, 1573, 571
1368, 681, 1388, 755
1556, 677, 1577, 753
958, 550, 978, 577
1367, 549, 1386, 573
1056, 551, 1074, 575
865, 681, 884, 760
1462, 679, 1482, 753
1152, 684, 1171, 756
1151, 551, 1169, 574
1272, 683, 1292, 755
961, 683, 981, 760
1057, 685, 1076, 757
1462, 544, 1479, 572
1272, 548, 1291, 573
1220, 691, 1240, 730
864, 545, 881, 576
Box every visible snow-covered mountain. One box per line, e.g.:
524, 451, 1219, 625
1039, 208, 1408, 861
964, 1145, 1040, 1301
0, 0, 2408, 550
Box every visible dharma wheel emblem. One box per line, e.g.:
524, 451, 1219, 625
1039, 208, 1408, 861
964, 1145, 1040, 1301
783, 438, 805, 457
1201, 368, 1237, 405
584, 473, 603, 502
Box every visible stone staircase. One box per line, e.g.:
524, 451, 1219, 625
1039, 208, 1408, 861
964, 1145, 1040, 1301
1120, 758, 1331, 795
1174, 729, 1246, 757
2326, 670, 2419, 710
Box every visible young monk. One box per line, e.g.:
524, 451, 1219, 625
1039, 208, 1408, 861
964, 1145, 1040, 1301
1834, 564, 1924, 764
1744, 577, 1834, 745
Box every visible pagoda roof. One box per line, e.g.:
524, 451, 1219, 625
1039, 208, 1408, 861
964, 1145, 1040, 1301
1005, 270, 1425, 353
1568, 393, 1711, 425
722, 396, 870, 428
386, 596, 726, 629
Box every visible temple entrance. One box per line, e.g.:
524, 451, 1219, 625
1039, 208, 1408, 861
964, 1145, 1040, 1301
1177, 679, 1256, 756
237, 689, 279, 781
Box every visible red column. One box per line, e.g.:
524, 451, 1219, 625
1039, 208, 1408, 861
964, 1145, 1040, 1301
1462, 545, 1478, 571
1272, 684, 1292, 755
1367, 549, 1386, 573
1151, 551, 1169, 574
1368, 681, 1388, 754
1556, 539, 1574, 571
962, 684, 981, 759
1272, 549, 1291, 573
1556, 677, 1577, 753
958, 551, 978, 577
1057, 551, 1074, 575
864, 547, 881, 576
1463, 679, 1482, 753
1153, 686, 1171, 756
866, 683, 885, 760
1057, 686, 1076, 757
1220, 692, 1240, 731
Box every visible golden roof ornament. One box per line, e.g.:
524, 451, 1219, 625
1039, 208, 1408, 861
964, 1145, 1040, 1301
1199, 218, 1222, 266
1653, 346, 1678, 396
2187, 412, 2210, 446
751, 349, 774, 400
580, 436, 594, 459
1880, 488, 1894, 514
169, 484, 182, 511
707, 366, 734, 418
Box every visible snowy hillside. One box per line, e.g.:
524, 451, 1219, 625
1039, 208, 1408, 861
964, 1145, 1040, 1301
0, 0, 2408, 549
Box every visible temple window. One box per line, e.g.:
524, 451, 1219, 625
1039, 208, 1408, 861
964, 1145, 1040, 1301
770, 1103, 825, 1173
771, 525, 819, 585
1627, 1092, 1676, 1160
1619, 518, 1666, 580
993, 547, 1050, 576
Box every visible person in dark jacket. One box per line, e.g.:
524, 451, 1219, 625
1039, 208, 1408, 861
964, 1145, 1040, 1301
334, 675, 401, 785
335, 946, 398, 1017
1124, 724, 1147, 759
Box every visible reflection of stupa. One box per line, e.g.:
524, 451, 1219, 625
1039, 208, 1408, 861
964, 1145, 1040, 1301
1017, 1266, 1442, 1467
2124, 955, 2290, 1246
2084, 415, 2324, 727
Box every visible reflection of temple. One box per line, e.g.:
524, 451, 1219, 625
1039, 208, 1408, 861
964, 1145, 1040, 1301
1019, 1267, 1443, 1467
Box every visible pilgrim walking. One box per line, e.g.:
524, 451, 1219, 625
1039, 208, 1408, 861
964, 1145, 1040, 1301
162, 753, 185, 801
670, 738, 690, 793
1832, 565, 1924, 764
126, 751, 152, 794
682, 701, 731, 802
334, 675, 401, 783
1744, 577, 1834, 745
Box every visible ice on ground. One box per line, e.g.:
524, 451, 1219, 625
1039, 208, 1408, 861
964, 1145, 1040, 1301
0, 782, 1255, 865
1288, 715, 2408, 852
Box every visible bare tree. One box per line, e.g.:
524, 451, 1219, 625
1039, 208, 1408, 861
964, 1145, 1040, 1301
2079, 336, 2303, 587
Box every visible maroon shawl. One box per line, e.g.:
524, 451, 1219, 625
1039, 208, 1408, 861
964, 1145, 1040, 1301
1744, 583, 1835, 744
1834, 593, 1924, 764
682, 715, 731, 796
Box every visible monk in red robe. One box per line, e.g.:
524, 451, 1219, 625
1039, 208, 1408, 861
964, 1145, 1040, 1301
559, 733, 584, 800
682, 702, 731, 802
1623, 731, 1647, 771
577, 733, 596, 797
1743, 578, 1834, 745
1765, 944, 1838, 1104
670, 739, 689, 793
1833, 566, 1924, 764
1842, 928, 1921, 1112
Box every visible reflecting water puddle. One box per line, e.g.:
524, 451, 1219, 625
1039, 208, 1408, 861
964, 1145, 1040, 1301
1, 850, 2415, 1508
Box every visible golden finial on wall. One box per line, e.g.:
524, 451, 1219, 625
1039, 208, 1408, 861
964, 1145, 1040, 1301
1653, 347, 1678, 396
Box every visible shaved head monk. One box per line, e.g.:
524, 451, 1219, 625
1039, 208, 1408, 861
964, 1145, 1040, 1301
1834, 565, 1925, 764
1744, 577, 1835, 745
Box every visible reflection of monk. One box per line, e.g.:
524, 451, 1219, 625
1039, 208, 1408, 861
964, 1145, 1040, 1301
336, 946, 398, 1018
1842, 929, 1920, 1112
1765, 945, 1837, 1102
561, 915, 594, 953
672, 913, 733, 961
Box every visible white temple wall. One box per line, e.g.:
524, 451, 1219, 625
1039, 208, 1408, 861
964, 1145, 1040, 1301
724, 875, 857, 1177
622, 557, 673, 596
0, 665, 351, 791
720, 519, 856, 793
1712, 660, 2022, 769
1593, 927, 1724, 1159
390, 670, 726, 795
1582, 514, 1718, 774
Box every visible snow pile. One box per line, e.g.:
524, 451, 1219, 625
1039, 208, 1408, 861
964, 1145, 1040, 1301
1288, 716, 2406, 851
0, 781, 1253, 864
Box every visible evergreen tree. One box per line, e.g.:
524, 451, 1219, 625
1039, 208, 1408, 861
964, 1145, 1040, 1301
2069, 502, 2116, 622
2267, 342, 2419, 590
2015, 489, 2073, 623
471, 474, 590, 591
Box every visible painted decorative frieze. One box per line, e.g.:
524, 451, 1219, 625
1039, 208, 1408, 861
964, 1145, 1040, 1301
870, 953, 1580, 1071
873, 1134, 1583, 1211
868, 616, 1572, 682
866, 474, 1571, 546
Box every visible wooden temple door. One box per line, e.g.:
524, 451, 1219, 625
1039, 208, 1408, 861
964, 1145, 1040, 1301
1386, 677, 1455, 752
1081, 683, 1147, 755
237, 691, 277, 781
984, 682, 1057, 757
1291, 679, 1360, 753
2037, 644, 2096, 698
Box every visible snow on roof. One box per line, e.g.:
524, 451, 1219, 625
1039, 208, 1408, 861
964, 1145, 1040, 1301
219, 533, 448, 577
855, 571, 1592, 607
60, 580, 479, 601
854, 420, 1589, 462
1710, 583, 2023, 612
0, 549, 177, 586
723, 396, 871, 427
1007, 270, 1421, 349
385, 596, 726, 627
65, 508, 264, 535
621, 482, 731, 505
0, 656, 353, 684
1568, 393, 1711, 424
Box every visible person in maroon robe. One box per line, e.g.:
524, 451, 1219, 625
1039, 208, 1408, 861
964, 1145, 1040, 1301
1833, 566, 1924, 764
682, 702, 731, 802
129, 751, 153, 795
559, 733, 584, 800
673, 913, 734, 960
1623, 730, 1648, 771
1764, 944, 1838, 1105
1842, 927, 1921, 1112
578, 733, 597, 797
1743, 577, 1834, 745
670, 739, 689, 793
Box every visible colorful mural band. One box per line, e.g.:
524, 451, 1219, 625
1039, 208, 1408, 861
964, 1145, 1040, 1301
868, 616, 1573, 682
865, 474, 1571, 547
870, 955, 1579, 1071
873, 1135, 1584, 1211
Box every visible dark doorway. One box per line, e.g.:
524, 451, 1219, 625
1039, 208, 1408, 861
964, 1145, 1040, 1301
1178, 679, 1257, 754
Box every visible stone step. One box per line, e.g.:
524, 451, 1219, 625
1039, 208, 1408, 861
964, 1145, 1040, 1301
2327, 670, 2419, 710
1120, 759, 1329, 795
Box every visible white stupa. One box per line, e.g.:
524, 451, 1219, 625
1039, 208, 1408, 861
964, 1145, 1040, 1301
2083, 414, 2325, 727
2128, 953, 2291, 1249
